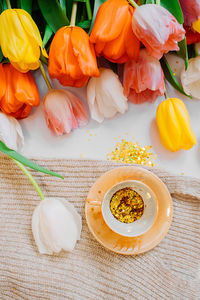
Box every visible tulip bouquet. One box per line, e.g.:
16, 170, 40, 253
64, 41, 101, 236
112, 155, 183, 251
1, 0, 200, 254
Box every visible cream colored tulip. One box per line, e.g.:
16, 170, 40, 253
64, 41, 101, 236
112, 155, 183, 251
87, 68, 128, 123
0, 112, 24, 150
32, 197, 82, 255
181, 56, 200, 99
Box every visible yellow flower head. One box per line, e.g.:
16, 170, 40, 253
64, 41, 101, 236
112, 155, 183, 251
156, 98, 196, 152
0, 9, 47, 72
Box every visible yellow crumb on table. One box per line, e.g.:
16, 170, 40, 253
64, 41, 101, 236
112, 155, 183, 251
107, 139, 156, 167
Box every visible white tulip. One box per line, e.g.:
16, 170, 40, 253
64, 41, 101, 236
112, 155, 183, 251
87, 68, 128, 123
0, 112, 24, 150
32, 197, 82, 255
181, 56, 200, 99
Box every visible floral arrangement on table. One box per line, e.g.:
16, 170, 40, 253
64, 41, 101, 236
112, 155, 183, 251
0, 0, 200, 255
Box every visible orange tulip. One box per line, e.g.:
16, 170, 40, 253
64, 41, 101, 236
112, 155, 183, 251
90, 0, 140, 63
48, 26, 99, 88
0, 63, 40, 119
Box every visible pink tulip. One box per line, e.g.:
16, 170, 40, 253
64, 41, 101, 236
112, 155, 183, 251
179, 0, 200, 26
43, 89, 88, 136
123, 49, 165, 104
132, 4, 185, 59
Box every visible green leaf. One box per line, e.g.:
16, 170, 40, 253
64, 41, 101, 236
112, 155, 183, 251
0, 0, 4, 13
66, 0, 73, 19
59, 0, 66, 14
42, 24, 53, 48
160, 56, 192, 98
17, 0, 32, 14
37, 0, 69, 33
160, 0, 184, 24
140, 0, 146, 4
77, 20, 91, 29
177, 37, 188, 69
145, 0, 155, 4
0, 47, 3, 63
89, 0, 106, 34
0, 141, 64, 179
160, 0, 188, 69
2, 0, 7, 10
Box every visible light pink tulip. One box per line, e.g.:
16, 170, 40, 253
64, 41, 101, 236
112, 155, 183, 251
123, 49, 165, 104
179, 0, 200, 26
132, 4, 185, 59
43, 89, 88, 136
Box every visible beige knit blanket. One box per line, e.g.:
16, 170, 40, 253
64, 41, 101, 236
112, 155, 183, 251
0, 154, 199, 300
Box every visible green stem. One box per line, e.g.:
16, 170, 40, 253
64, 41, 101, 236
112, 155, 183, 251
6, 0, 11, 9
85, 0, 92, 21
194, 44, 200, 57
11, 158, 45, 201
156, 0, 160, 5
39, 61, 52, 90
70, 2, 78, 26
127, 0, 138, 8
164, 90, 168, 99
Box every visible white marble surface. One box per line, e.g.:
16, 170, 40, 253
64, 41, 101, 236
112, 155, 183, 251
20, 54, 200, 178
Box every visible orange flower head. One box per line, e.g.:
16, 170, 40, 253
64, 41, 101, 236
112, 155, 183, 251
48, 26, 99, 88
90, 0, 140, 63
0, 63, 40, 119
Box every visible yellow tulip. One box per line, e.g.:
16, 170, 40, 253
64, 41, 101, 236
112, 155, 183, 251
156, 98, 196, 152
0, 9, 47, 72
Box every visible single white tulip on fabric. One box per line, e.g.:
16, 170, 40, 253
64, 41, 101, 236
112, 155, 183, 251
181, 56, 200, 99
87, 68, 128, 123
32, 197, 82, 255
0, 112, 24, 150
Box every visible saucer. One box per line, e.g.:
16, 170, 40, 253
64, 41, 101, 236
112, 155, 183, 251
85, 166, 173, 255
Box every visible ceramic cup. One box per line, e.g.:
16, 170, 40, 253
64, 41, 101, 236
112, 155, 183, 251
101, 180, 158, 237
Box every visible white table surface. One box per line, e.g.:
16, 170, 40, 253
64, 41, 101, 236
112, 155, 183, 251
19, 54, 200, 178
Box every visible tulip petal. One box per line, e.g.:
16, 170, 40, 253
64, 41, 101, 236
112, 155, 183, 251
48, 27, 87, 86
0, 9, 45, 72
0, 63, 40, 119
123, 49, 165, 104
179, 0, 200, 26
0, 64, 6, 100
87, 68, 128, 123
181, 57, 200, 99
32, 205, 51, 254
98, 68, 128, 115
87, 77, 104, 123
71, 27, 99, 77
156, 98, 196, 152
59, 198, 82, 240
0, 112, 24, 151
132, 5, 185, 60
43, 89, 77, 136
33, 198, 80, 254
90, 0, 140, 63
64, 90, 88, 128
90, 0, 128, 43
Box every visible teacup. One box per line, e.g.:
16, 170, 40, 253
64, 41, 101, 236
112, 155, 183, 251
101, 180, 158, 237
